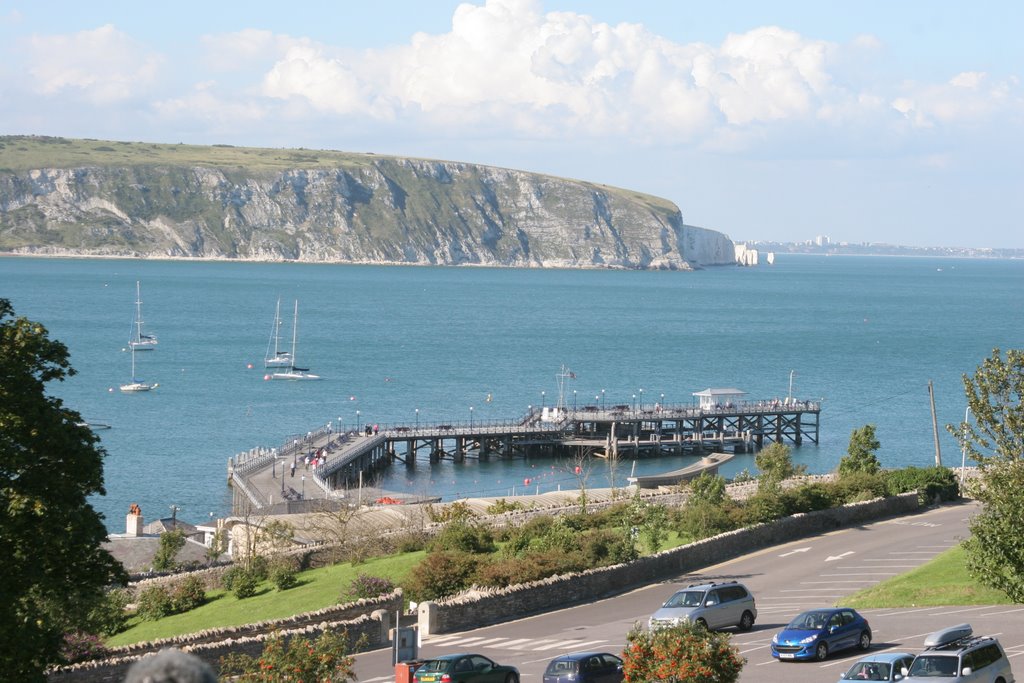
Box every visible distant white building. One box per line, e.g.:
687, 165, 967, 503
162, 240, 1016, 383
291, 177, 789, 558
815, 235, 831, 246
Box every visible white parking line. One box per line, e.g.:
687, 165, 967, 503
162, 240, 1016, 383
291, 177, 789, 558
531, 639, 607, 651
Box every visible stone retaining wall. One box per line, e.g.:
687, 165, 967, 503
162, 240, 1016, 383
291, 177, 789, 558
104, 590, 402, 658
418, 493, 920, 635
48, 613, 385, 683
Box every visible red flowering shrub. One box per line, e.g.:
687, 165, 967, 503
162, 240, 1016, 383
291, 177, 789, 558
622, 621, 744, 683
219, 629, 359, 682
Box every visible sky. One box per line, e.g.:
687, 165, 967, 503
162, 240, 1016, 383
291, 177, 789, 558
1, 0, 1022, 248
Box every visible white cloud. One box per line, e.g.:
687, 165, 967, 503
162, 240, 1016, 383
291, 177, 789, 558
890, 71, 1022, 128
242, 0, 887, 147
24, 24, 163, 103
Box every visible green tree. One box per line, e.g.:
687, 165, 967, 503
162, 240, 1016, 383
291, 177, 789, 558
152, 528, 187, 571
948, 348, 1024, 601
755, 442, 805, 487
0, 299, 127, 681
623, 621, 744, 683
838, 424, 882, 476
219, 629, 359, 682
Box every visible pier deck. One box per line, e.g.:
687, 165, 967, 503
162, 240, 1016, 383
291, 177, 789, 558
228, 399, 820, 515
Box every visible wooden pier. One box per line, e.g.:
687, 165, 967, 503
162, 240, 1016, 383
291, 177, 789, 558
228, 398, 820, 515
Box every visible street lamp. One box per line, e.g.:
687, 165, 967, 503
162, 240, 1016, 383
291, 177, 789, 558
470, 406, 474, 427
639, 388, 644, 410
415, 408, 419, 429
301, 475, 306, 500
601, 389, 605, 409
573, 389, 577, 411
356, 410, 361, 433
632, 393, 636, 411
541, 391, 546, 409
660, 392, 665, 407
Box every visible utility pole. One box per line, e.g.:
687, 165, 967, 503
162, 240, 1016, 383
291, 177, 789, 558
928, 380, 942, 466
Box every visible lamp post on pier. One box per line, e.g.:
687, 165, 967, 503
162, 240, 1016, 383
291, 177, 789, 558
601, 389, 605, 410
470, 406, 474, 427
639, 388, 644, 410
573, 390, 577, 411
415, 408, 419, 429
301, 475, 305, 500
632, 393, 636, 411
356, 410, 361, 434
541, 391, 546, 409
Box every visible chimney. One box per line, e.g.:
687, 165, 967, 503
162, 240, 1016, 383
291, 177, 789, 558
126, 503, 144, 537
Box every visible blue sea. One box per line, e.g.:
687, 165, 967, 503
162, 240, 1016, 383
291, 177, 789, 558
2, 255, 1022, 531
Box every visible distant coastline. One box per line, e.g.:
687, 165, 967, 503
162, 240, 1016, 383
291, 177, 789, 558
743, 240, 1023, 260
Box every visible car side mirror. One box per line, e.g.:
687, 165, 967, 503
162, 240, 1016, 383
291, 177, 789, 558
830, 625, 839, 633
961, 667, 972, 676
900, 668, 909, 676
705, 600, 716, 606
894, 674, 903, 681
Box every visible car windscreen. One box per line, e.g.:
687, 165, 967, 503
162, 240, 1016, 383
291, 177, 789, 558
786, 611, 830, 629
907, 655, 959, 677
417, 660, 448, 673
664, 590, 705, 607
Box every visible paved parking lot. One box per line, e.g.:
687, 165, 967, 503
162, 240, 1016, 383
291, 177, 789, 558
355, 502, 1024, 683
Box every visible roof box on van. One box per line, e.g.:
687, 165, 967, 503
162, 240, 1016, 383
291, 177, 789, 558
924, 624, 973, 648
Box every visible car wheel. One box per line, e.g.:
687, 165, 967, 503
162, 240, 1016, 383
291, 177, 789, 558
814, 642, 829, 661
738, 611, 755, 631
695, 618, 708, 630
858, 631, 871, 650
505, 673, 518, 683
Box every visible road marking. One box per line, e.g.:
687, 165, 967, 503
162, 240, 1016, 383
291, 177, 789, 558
779, 547, 811, 557
825, 551, 854, 562
532, 639, 608, 651
498, 639, 535, 648
509, 639, 556, 650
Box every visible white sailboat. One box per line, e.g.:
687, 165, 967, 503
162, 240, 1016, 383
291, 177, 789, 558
264, 296, 293, 368
128, 281, 158, 350
120, 342, 158, 392
268, 300, 321, 381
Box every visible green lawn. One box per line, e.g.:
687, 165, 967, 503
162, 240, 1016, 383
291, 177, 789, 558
107, 551, 424, 647
842, 544, 1011, 608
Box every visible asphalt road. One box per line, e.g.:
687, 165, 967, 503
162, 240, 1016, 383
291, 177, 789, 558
354, 501, 1024, 683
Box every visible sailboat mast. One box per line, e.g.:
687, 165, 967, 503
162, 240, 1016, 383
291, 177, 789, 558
291, 300, 299, 368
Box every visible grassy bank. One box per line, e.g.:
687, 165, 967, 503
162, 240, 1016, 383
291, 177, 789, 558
843, 544, 1011, 608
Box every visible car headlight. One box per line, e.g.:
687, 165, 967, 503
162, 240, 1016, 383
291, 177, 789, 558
772, 634, 779, 644
799, 634, 819, 644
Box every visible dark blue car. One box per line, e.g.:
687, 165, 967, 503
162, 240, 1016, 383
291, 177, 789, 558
543, 652, 624, 683
771, 608, 872, 661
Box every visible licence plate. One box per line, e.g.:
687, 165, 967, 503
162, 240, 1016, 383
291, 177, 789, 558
780, 653, 795, 659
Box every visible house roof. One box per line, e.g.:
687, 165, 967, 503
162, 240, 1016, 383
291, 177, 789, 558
692, 388, 747, 396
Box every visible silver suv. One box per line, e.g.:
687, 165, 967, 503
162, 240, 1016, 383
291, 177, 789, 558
648, 580, 756, 631
902, 624, 1014, 683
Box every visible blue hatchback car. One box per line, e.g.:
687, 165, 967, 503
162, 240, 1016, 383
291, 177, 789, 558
771, 608, 872, 662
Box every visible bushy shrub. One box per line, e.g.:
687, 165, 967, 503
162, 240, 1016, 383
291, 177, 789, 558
248, 554, 270, 581
60, 632, 108, 664
170, 576, 207, 612
474, 551, 576, 587
394, 531, 429, 553
219, 629, 357, 682
676, 500, 738, 541
233, 571, 260, 599
581, 528, 638, 566
220, 565, 243, 591
781, 482, 837, 514
741, 487, 787, 525
136, 585, 174, 621
883, 466, 959, 502
83, 588, 130, 637
151, 529, 186, 572
428, 520, 496, 554
623, 621, 744, 683
407, 551, 480, 601
426, 500, 475, 524
832, 471, 888, 503
269, 559, 298, 591
346, 573, 395, 601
